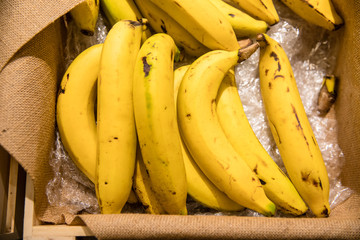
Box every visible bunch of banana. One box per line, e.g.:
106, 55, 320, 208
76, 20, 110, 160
133, 33, 188, 215
216, 68, 308, 215
174, 65, 244, 212
177, 43, 278, 217
279, 0, 343, 31
140, 0, 240, 51
95, 20, 143, 214
257, 33, 330, 217
100, 0, 152, 41
70, 0, 100, 36
227, 0, 279, 26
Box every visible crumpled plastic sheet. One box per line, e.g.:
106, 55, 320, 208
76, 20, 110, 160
46, 1, 353, 217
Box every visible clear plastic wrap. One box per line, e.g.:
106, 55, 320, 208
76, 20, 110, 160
46, 2, 353, 217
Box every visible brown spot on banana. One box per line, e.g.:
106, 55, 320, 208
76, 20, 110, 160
211, 99, 216, 116
301, 171, 311, 182
253, 164, 258, 174
259, 179, 266, 185
269, 120, 281, 144
270, 51, 279, 61
142, 56, 151, 77
259, 0, 268, 9
160, 20, 167, 33
321, 206, 329, 217
274, 75, 284, 80
60, 73, 69, 94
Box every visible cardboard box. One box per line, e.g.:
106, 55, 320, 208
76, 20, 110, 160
0, 0, 359, 239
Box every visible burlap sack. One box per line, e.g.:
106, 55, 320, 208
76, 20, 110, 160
0, 0, 359, 239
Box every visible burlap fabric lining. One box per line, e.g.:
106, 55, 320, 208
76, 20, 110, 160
0, 0, 359, 239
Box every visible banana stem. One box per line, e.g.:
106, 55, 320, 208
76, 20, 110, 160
238, 42, 259, 62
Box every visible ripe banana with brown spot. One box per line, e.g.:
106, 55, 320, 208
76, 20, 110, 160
174, 65, 244, 212
57, 44, 103, 183
134, 0, 210, 57
148, 0, 239, 51
257, 33, 330, 217
279, 0, 343, 31
70, 0, 100, 36
216, 68, 307, 216
133, 33, 187, 215
96, 20, 142, 214
227, 0, 279, 26
208, 0, 269, 38
177, 44, 277, 217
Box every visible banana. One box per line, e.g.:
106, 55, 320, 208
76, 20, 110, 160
134, 0, 210, 57
100, 0, 151, 41
177, 44, 277, 217
317, 75, 337, 115
133, 146, 166, 214
127, 189, 139, 204
216, 68, 308, 215
208, 0, 269, 38
70, 0, 100, 36
174, 65, 244, 212
279, 0, 343, 31
227, 0, 279, 26
96, 20, 142, 214
133, 33, 187, 215
57, 44, 102, 183
148, 0, 239, 51
257, 33, 330, 217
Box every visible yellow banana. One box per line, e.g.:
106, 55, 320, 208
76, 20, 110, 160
133, 146, 166, 214
134, 0, 210, 57
57, 44, 102, 183
70, 0, 100, 36
208, 0, 269, 38
100, 0, 151, 41
257, 33, 330, 217
133, 33, 187, 215
96, 20, 142, 214
177, 44, 277, 217
279, 0, 343, 31
148, 0, 239, 51
174, 65, 244, 212
227, 0, 279, 26
127, 189, 139, 204
216, 69, 307, 216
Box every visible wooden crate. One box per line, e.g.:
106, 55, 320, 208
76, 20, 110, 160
0, 147, 25, 240
23, 172, 94, 240
0, 146, 94, 240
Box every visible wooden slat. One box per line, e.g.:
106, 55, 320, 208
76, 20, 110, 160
5, 157, 18, 233
0, 146, 10, 234
23, 173, 35, 239
32, 225, 92, 237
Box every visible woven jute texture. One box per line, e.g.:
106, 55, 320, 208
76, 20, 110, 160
0, 0, 359, 239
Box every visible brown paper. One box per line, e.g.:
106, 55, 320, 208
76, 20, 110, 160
0, 0, 359, 239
